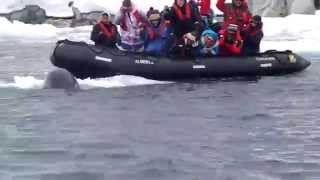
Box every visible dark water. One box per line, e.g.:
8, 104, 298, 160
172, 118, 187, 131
0, 42, 320, 180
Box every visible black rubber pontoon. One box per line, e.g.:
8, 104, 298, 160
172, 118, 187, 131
50, 40, 311, 80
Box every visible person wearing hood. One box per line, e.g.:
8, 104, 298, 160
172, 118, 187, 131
219, 24, 243, 56
144, 9, 174, 56
91, 13, 119, 47
198, 29, 219, 56
115, 0, 148, 52
216, 0, 252, 32
241, 15, 264, 55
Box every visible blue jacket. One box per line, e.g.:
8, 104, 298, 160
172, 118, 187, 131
144, 23, 173, 56
199, 29, 219, 56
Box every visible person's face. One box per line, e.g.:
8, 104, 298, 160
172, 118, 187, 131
233, 0, 243, 7
101, 15, 109, 23
204, 36, 216, 47
226, 33, 236, 42
250, 20, 258, 27
151, 20, 160, 27
122, 0, 132, 12
176, 0, 185, 7
122, 6, 132, 12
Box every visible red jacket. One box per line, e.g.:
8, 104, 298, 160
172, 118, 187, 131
219, 29, 242, 56
197, 0, 211, 16
216, 0, 252, 31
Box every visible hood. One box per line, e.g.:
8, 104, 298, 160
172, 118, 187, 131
202, 29, 219, 40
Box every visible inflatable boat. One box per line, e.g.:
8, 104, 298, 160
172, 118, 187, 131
50, 40, 311, 80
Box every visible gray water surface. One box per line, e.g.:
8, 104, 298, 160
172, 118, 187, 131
0, 42, 319, 180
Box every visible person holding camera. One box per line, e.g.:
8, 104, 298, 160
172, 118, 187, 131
218, 24, 243, 56
115, 0, 147, 52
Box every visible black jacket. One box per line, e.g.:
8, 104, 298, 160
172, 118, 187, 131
164, 3, 200, 39
90, 22, 119, 47
242, 25, 264, 55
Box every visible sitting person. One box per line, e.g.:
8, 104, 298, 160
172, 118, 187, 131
216, 0, 252, 32
198, 29, 219, 56
144, 9, 174, 56
174, 21, 203, 57
219, 24, 243, 56
115, 0, 147, 52
91, 13, 119, 47
241, 15, 264, 55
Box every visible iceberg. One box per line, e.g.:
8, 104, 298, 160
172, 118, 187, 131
0, 0, 194, 16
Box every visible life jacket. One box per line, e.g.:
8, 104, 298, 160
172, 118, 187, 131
197, 0, 211, 16
148, 22, 168, 40
218, 29, 243, 56
173, 3, 192, 21
98, 22, 117, 38
223, 4, 252, 30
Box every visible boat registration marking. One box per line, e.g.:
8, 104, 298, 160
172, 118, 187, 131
135, 59, 155, 65
256, 57, 276, 61
260, 63, 273, 68
193, 65, 206, 69
95, 56, 112, 63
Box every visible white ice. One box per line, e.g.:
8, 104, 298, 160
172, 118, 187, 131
0, 76, 169, 90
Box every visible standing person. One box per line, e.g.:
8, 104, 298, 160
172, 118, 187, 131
219, 24, 243, 56
191, 0, 215, 28
91, 13, 119, 47
188, 0, 201, 19
241, 15, 264, 55
68, 1, 82, 27
216, 0, 252, 32
163, 0, 202, 57
115, 0, 147, 52
164, 0, 200, 39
